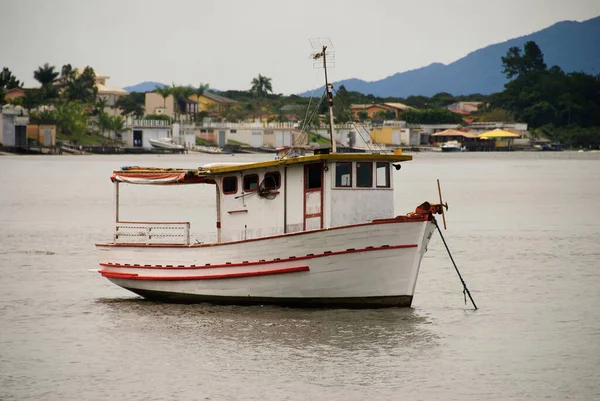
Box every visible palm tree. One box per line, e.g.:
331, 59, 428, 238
155, 85, 171, 110
250, 74, 273, 98
34, 63, 59, 87
95, 111, 112, 139
170, 83, 197, 120
22, 89, 41, 115
109, 115, 125, 141
196, 82, 209, 98
93, 97, 108, 116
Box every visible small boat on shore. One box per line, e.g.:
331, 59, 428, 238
194, 145, 225, 154
148, 138, 185, 150
440, 140, 464, 152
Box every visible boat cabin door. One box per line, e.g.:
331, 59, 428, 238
303, 163, 324, 230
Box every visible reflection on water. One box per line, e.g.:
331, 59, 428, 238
96, 298, 438, 356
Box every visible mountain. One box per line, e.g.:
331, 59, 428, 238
301, 15, 600, 97
123, 81, 166, 93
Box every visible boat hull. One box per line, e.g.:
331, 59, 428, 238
118, 288, 413, 308
97, 217, 436, 308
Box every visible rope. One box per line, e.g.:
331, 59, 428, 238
432, 217, 478, 310
331, 86, 386, 153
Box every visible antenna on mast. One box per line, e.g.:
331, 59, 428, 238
309, 38, 336, 153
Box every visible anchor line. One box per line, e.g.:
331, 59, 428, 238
432, 217, 478, 310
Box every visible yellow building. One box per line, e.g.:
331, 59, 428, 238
369, 126, 414, 146
188, 92, 236, 115
27, 122, 57, 146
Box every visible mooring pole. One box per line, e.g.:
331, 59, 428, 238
433, 218, 478, 310
115, 182, 120, 223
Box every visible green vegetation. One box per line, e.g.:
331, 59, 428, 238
489, 41, 600, 147
196, 137, 216, 146
226, 139, 250, 146
309, 133, 331, 145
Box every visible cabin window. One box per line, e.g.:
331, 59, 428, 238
335, 162, 352, 187
222, 176, 237, 194
356, 162, 373, 187
263, 171, 281, 190
376, 162, 390, 188
305, 164, 322, 190
243, 174, 259, 192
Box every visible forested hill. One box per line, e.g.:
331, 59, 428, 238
301, 16, 600, 97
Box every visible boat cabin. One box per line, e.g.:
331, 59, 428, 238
110, 152, 412, 245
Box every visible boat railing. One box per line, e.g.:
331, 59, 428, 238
114, 222, 190, 245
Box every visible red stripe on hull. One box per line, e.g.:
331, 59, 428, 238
99, 244, 418, 270
101, 265, 309, 281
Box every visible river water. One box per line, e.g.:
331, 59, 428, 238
1, 152, 599, 400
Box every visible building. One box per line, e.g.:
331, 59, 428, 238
351, 103, 412, 120
75, 68, 128, 115
145, 92, 175, 117
3, 88, 25, 102
27, 120, 57, 146
189, 92, 237, 115
369, 125, 418, 146
123, 119, 171, 148
1, 106, 28, 148
446, 101, 482, 113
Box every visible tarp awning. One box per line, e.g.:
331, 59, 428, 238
110, 167, 215, 185
431, 129, 477, 138
478, 129, 521, 139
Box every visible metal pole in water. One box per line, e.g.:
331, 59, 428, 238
433, 217, 478, 310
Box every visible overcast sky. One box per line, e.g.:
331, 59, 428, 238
2, 0, 599, 95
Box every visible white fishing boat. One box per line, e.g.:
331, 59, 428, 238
440, 140, 464, 152
95, 41, 450, 308
148, 137, 185, 150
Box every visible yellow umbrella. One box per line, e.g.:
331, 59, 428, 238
478, 129, 521, 139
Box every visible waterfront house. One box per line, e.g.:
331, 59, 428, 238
351, 103, 413, 120
188, 92, 237, 116
73, 68, 128, 116
3, 88, 25, 102
1, 106, 28, 148
145, 92, 175, 117
27, 119, 57, 146
446, 101, 482, 113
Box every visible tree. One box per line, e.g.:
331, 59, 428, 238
357, 111, 369, 122
501, 41, 547, 79
63, 66, 97, 103
94, 111, 112, 138
0, 67, 23, 90
34, 63, 60, 103
60, 64, 76, 86
196, 82, 209, 98
333, 85, 351, 122
430, 92, 456, 108
22, 89, 42, 115
170, 83, 195, 117
155, 85, 171, 110
109, 115, 125, 140
93, 97, 109, 116
55, 101, 89, 143
34, 63, 59, 87
115, 94, 144, 118
250, 74, 273, 98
